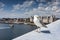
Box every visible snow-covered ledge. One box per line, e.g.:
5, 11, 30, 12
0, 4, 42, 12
13, 20, 60, 40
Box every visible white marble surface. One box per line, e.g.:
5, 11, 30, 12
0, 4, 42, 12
13, 20, 60, 40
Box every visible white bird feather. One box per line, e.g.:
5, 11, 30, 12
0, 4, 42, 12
34, 15, 47, 28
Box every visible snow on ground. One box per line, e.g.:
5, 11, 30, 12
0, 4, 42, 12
13, 20, 60, 40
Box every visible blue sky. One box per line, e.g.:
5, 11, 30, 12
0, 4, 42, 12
0, 0, 60, 18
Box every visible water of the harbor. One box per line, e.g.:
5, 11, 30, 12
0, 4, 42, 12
0, 23, 37, 40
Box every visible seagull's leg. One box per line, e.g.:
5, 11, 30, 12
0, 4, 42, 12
38, 27, 41, 33
35, 26, 38, 32
36, 26, 40, 33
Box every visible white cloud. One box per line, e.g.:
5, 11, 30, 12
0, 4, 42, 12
12, 1, 34, 11
45, 7, 51, 10
7, 1, 60, 18
23, 1, 60, 18
56, 9, 60, 13
0, 10, 26, 18
0, 2, 5, 8
36, 0, 46, 2
12, 4, 21, 11
40, 0, 46, 2
0, 2, 29, 18
0, 2, 23, 18
24, 7, 47, 17
52, 6, 58, 11
0, 1, 60, 18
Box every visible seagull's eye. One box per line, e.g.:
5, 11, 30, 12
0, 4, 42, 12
37, 17, 39, 18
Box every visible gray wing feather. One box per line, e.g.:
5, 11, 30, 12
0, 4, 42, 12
39, 20, 47, 28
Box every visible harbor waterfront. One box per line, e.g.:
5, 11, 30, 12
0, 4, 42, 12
0, 15, 56, 40
0, 23, 37, 40
0, 0, 60, 40
0, 15, 58, 25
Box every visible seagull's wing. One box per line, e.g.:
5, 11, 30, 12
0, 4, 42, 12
39, 20, 47, 28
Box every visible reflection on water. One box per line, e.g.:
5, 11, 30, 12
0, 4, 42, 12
0, 27, 10, 29
0, 23, 37, 40
0, 24, 10, 29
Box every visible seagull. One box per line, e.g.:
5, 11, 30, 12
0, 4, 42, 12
33, 15, 47, 32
